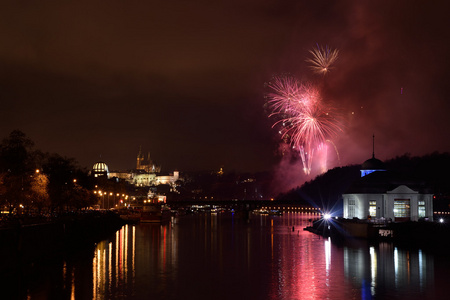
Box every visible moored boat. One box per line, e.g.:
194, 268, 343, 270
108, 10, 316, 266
268, 209, 283, 216
253, 208, 269, 214
140, 203, 171, 223
118, 208, 141, 223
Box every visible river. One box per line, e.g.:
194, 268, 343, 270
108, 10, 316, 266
5, 212, 450, 299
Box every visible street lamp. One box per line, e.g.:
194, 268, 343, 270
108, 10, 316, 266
98, 191, 104, 209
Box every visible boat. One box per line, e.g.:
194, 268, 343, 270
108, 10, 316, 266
119, 211, 141, 223
140, 203, 172, 223
253, 208, 270, 215
118, 208, 141, 224
268, 209, 283, 216
252, 208, 283, 216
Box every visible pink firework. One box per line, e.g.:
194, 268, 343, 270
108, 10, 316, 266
265, 75, 303, 113
266, 76, 341, 175
306, 45, 339, 75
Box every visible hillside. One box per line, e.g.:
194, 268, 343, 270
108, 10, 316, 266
277, 152, 450, 215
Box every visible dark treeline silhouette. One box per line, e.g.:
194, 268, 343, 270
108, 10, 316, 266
384, 152, 450, 196
0, 130, 96, 215
277, 165, 361, 214
277, 152, 450, 214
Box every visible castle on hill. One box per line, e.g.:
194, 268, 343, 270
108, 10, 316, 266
91, 148, 179, 187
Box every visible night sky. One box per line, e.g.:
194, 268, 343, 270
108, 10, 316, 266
1, 1, 450, 184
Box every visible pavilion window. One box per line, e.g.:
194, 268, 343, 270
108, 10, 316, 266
418, 200, 426, 218
348, 199, 356, 218
394, 199, 410, 218
369, 200, 376, 218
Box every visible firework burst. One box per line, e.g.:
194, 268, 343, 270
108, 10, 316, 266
266, 75, 341, 175
306, 44, 339, 75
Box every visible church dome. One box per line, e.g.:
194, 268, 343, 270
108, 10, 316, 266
92, 162, 109, 177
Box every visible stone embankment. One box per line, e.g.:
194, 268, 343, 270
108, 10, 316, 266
0, 211, 126, 265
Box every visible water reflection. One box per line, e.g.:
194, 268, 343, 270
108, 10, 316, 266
90, 214, 438, 300
265, 214, 355, 300
344, 243, 434, 299
15, 213, 447, 299
92, 223, 179, 299
92, 225, 136, 298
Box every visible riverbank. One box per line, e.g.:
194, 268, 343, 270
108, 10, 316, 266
0, 211, 126, 270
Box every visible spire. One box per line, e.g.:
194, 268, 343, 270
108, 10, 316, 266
137, 146, 143, 169
372, 134, 375, 159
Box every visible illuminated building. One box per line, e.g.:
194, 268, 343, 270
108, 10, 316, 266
132, 170, 157, 186
92, 161, 110, 178
343, 160, 433, 222
92, 149, 180, 187
136, 147, 161, 173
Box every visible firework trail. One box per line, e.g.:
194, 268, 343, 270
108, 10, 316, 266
306, 44, 339, 75
266, 75, 341, 175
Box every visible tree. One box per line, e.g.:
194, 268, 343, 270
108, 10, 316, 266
0, 130, 36, 213
43, 154, 79, 212
0, 130, 35, 174
68, 181, 97, 210
30, 170, 50, 213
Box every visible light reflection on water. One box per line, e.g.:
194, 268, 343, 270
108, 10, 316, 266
92, 224, 137, 298
18, 212, 448, 299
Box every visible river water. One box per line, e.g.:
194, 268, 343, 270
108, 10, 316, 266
6, 212, 450, 299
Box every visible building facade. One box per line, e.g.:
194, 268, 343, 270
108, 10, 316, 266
92, 149, 179, 187
343, 183, 433, 221
136, 147, 161, 173
343, 156, 433, 222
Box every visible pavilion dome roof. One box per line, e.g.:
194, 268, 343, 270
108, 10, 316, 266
93, 161, 109, 173
361, 156, 385, 170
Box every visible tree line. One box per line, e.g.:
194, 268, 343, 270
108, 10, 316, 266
278, 152, 450, 213
0, 130, 97, 215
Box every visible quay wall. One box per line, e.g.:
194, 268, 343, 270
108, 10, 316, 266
306, 217, 450, 249
341, 222, 369, 239
0, 212, 125, 265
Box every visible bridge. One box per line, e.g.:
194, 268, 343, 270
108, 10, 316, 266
166, 199, 322, 213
